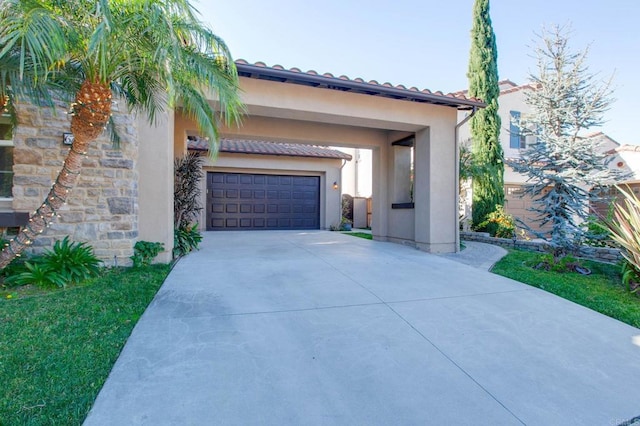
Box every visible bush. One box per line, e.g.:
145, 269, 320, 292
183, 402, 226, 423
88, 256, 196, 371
174, 152, 203, 229
40, 236, 101, 283
621, 261, 640, 294
583, 206, 615, 247
341, 194, 353, 222
173, 224, 202, 258
131, 241, 164, 268
476, 205, 515, 238
603, 186, 640, 292
529, 253, 582, 273
5, 261, 67, 288
4, 237, 100, 288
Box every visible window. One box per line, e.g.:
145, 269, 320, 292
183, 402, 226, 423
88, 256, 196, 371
0, 115, 14, 199
509, 110, 527, 149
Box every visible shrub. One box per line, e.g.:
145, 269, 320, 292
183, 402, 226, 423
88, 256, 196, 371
4, 261, 67, 288
40, 236, 101, 284
131, 241, 164, 268
583, 205, 615, 247
621, 261, 640, 294
341, 194, 353, 223
476, 204, 515, 238
530, 253, 582, 273
4, 237, 100, 288
604, 186, 640, 292
174, 152, 203, 229
173, 224, 202, 258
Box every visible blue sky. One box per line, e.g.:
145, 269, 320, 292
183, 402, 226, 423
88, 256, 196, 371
197, 0, 639, 145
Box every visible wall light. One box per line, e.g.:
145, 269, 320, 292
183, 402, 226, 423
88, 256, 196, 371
62, 132, 74, 145
332, 181, 339, 190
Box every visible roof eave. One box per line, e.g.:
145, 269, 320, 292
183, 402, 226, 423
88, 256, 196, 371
236, 63, 486, 110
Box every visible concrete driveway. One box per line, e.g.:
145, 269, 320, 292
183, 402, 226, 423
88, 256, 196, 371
85, 231, 640, 426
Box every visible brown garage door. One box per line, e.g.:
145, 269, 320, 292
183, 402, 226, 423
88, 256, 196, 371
206, 172, 320, 230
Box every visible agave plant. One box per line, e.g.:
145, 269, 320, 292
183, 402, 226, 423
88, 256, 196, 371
605, 186, 640, 291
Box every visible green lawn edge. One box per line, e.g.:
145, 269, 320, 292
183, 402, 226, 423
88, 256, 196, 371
0, 264, 171, 425
342, 232, 373, 240
491, 249, 640, 329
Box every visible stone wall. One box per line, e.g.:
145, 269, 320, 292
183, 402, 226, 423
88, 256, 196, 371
11, 99, 139, 266
461, 231, 622, 264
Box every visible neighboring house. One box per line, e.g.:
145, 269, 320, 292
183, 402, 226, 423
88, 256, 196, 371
2, 59, 484, 264
591, 144, 640, 218
457, 80, 628, 232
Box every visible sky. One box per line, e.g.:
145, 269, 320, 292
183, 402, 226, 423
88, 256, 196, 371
196, 0, 640, 145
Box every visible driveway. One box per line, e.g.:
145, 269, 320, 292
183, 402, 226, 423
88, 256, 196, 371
85, 231, 640, 425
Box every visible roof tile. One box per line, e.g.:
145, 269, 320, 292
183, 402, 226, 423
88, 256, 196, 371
234, 59, 485, 108
188, 137, 353, 160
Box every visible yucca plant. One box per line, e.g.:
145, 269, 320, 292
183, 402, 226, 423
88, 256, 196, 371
604, 186, 640, 292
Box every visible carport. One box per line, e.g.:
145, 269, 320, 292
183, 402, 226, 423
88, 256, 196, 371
135, 60, 484, 260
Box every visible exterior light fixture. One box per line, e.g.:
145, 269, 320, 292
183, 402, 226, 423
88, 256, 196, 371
62, 132, 74, 145
333, 181, 339, 190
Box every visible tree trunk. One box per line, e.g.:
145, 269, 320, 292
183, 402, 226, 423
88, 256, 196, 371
0, 80, 112, 269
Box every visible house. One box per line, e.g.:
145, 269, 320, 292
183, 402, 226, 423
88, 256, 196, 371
457, 80, 627, 232
591, 143, 640, 217
2, 60, 484, 264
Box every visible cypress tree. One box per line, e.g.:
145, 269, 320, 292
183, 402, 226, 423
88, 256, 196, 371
467, 0, 504, 230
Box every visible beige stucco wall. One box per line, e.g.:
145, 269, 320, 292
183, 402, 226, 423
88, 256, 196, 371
138, 73, 463, 254
338, 147, 373, 198
138, 110, 174, 263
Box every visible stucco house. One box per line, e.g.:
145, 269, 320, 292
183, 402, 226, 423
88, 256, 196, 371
1, 60, 484, 264
457, 80, 629, 231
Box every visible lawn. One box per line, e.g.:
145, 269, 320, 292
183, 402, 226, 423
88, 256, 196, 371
342, 232, 373, 240
492, 249, 640, 328
0, 264, 170, 425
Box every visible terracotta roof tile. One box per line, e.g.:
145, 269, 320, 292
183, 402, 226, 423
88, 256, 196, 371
234, 59, 485, 108
188, 137, 352, 160
452, 80, 537, 97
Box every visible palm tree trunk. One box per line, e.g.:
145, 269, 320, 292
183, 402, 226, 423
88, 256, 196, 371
0, 80, 111, 269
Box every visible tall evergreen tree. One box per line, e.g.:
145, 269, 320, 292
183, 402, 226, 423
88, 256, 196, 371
467, 0, 504, 230
508, 25, 619, 261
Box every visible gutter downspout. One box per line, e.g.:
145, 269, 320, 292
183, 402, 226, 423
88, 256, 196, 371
454, 106, 477, 253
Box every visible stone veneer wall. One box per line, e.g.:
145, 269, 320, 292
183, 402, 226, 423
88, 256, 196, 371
11, 99, 139, 266
461, 231, 622, 263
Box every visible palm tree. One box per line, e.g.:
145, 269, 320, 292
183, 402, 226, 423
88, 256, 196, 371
0, 0, 243, 268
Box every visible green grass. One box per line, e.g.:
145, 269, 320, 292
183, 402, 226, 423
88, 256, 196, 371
492, 250, 640, 328
0, 264, 170, 425
342, 232, 373, 240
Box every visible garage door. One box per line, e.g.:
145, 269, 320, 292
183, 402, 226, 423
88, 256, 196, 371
206, 172, 320, 230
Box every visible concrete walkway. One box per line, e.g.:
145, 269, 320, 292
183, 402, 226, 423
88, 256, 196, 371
85, 231, 640, 426
439, 240, 508, 270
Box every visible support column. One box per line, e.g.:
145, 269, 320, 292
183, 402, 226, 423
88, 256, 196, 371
371, 144, 389, 240
413, 125, 457, 253
138, 110, 174, 263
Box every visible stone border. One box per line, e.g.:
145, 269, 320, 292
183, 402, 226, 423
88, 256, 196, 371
461, 231, 622, 264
